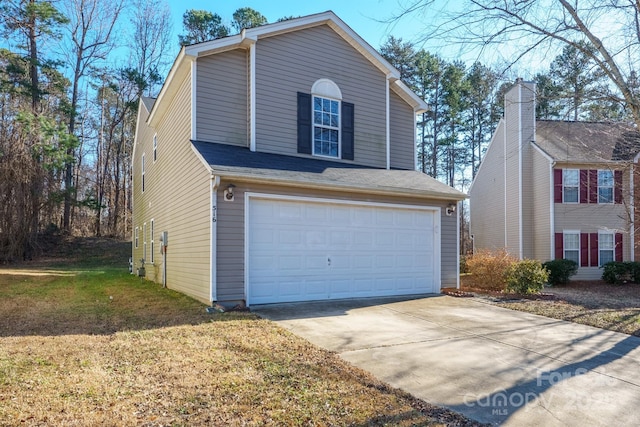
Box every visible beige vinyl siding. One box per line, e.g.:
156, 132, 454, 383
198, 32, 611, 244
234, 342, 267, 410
389, 90, 415, 170
215, 180, 457, 303
254, 25, 387, 167
469, 120, 506, 251
133, 70, 212, 304
531, 146, 552, 261
196, 49, 248, 146
132, 102, 155, 272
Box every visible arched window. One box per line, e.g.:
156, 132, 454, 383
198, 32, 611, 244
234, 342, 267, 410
311, 79, 342, 158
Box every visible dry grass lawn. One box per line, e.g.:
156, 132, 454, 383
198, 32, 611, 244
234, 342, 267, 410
0, 238, 480, 426
459, 277, 640, 337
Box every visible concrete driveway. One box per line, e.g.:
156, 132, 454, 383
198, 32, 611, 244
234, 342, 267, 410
254, 295, 640, 426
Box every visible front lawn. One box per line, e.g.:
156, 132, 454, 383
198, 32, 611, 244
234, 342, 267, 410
461, 280, 640, 337
0, 238, 479, 426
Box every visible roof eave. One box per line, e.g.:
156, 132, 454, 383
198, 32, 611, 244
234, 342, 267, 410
212, 170, 467, 201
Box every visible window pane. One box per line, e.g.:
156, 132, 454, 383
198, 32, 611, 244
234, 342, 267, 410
314, 97, 322, 110
330, 100, 339, 114
599, 188, 613, 203
330, 114, 339, 127
563, 170, 578, 186
564, 188, 578, 203
599, 234, 614, 249
598, 170, 613, 186
565, 250, 579, 264
600, 250, 614, 266
564, 233, 579, 250
314, 111, 322, 125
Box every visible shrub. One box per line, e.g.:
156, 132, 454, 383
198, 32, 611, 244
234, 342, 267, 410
505, 259, 549, 295
601, 261, 640, 284
542, 259, 578, 286
466, 249, 517, 291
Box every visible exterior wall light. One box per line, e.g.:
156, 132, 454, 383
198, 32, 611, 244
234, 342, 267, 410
224, 184, 235, 201
446, 202, 457, 216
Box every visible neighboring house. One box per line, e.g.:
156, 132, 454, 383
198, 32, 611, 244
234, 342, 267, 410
132, 11, 466, 306
470, 78, 640, 280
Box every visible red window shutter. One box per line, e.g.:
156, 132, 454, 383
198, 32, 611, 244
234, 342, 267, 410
614, 170, 623, 204
580, 233, 589, 267
589, 233, 599, 267
553, 169, 563, 203
588, 170, 598, 203
579, 170, 588, 204
615, 233, 623, 262
555, 233, 563, 260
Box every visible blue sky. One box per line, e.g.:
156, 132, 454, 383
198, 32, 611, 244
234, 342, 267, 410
165, 0, 432, 54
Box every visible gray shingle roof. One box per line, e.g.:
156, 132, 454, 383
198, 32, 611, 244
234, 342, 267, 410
192, 141, 466, 200
534, 120, 640, 162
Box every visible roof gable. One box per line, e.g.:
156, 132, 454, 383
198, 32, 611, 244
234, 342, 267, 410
147, 11, 426, 125
535, 120, 640, 163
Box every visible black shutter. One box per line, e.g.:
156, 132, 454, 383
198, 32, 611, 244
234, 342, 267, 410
341, 101, 354, 160
297, 92, 312, 154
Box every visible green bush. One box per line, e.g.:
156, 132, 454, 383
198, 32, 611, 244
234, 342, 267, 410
601, 261, 640, 284
542, 259, 578, 286
505, 259, 549, 295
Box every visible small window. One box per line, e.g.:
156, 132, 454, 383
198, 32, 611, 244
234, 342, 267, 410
563, 232, 580, 264
598, 170, 613, 203
141, 153, 146, 193
150, 219, 155, 264
134, 227, 139, 248
153, 134, 157, 162
143, 222, 147, 262
562, 169, 578, 203
599, 232, 614, 266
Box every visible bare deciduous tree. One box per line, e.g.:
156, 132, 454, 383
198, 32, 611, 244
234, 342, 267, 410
393, 0, 640, 127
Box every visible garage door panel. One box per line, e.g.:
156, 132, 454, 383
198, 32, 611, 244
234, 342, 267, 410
248, 197, 437, 305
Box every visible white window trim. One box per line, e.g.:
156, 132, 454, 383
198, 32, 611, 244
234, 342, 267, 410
597, 169, 614, 204
311, 95, 342, 159
150, 219, 155, 264
563, 230, 580, 264
134, 226, 139, 248
562, 169, 579, 204
153, 134, 157, 163
598, 231, 615, 267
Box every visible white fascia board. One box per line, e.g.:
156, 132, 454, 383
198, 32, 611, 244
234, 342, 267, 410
468, 118, 505, 194
391, 80, 428, 112
147, 48, 191, 127
132, 98, 149, 165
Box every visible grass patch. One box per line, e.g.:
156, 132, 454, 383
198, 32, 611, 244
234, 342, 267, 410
0, 238, 480, 426
465, 281, 640, 336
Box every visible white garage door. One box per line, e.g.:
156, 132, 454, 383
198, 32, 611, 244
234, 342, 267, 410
247, 195, 439, 305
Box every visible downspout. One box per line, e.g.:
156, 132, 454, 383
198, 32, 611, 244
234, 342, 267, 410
210, 175, 220, 303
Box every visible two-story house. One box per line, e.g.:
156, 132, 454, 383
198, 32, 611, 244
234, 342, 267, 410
132, 11, 466, 306
470, 78, 640, 280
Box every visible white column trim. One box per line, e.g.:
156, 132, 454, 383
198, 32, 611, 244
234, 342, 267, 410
517, 83, 524, 259
385, 74, 391, 169
249, 41, 256, 151
191, 60, 197, 141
